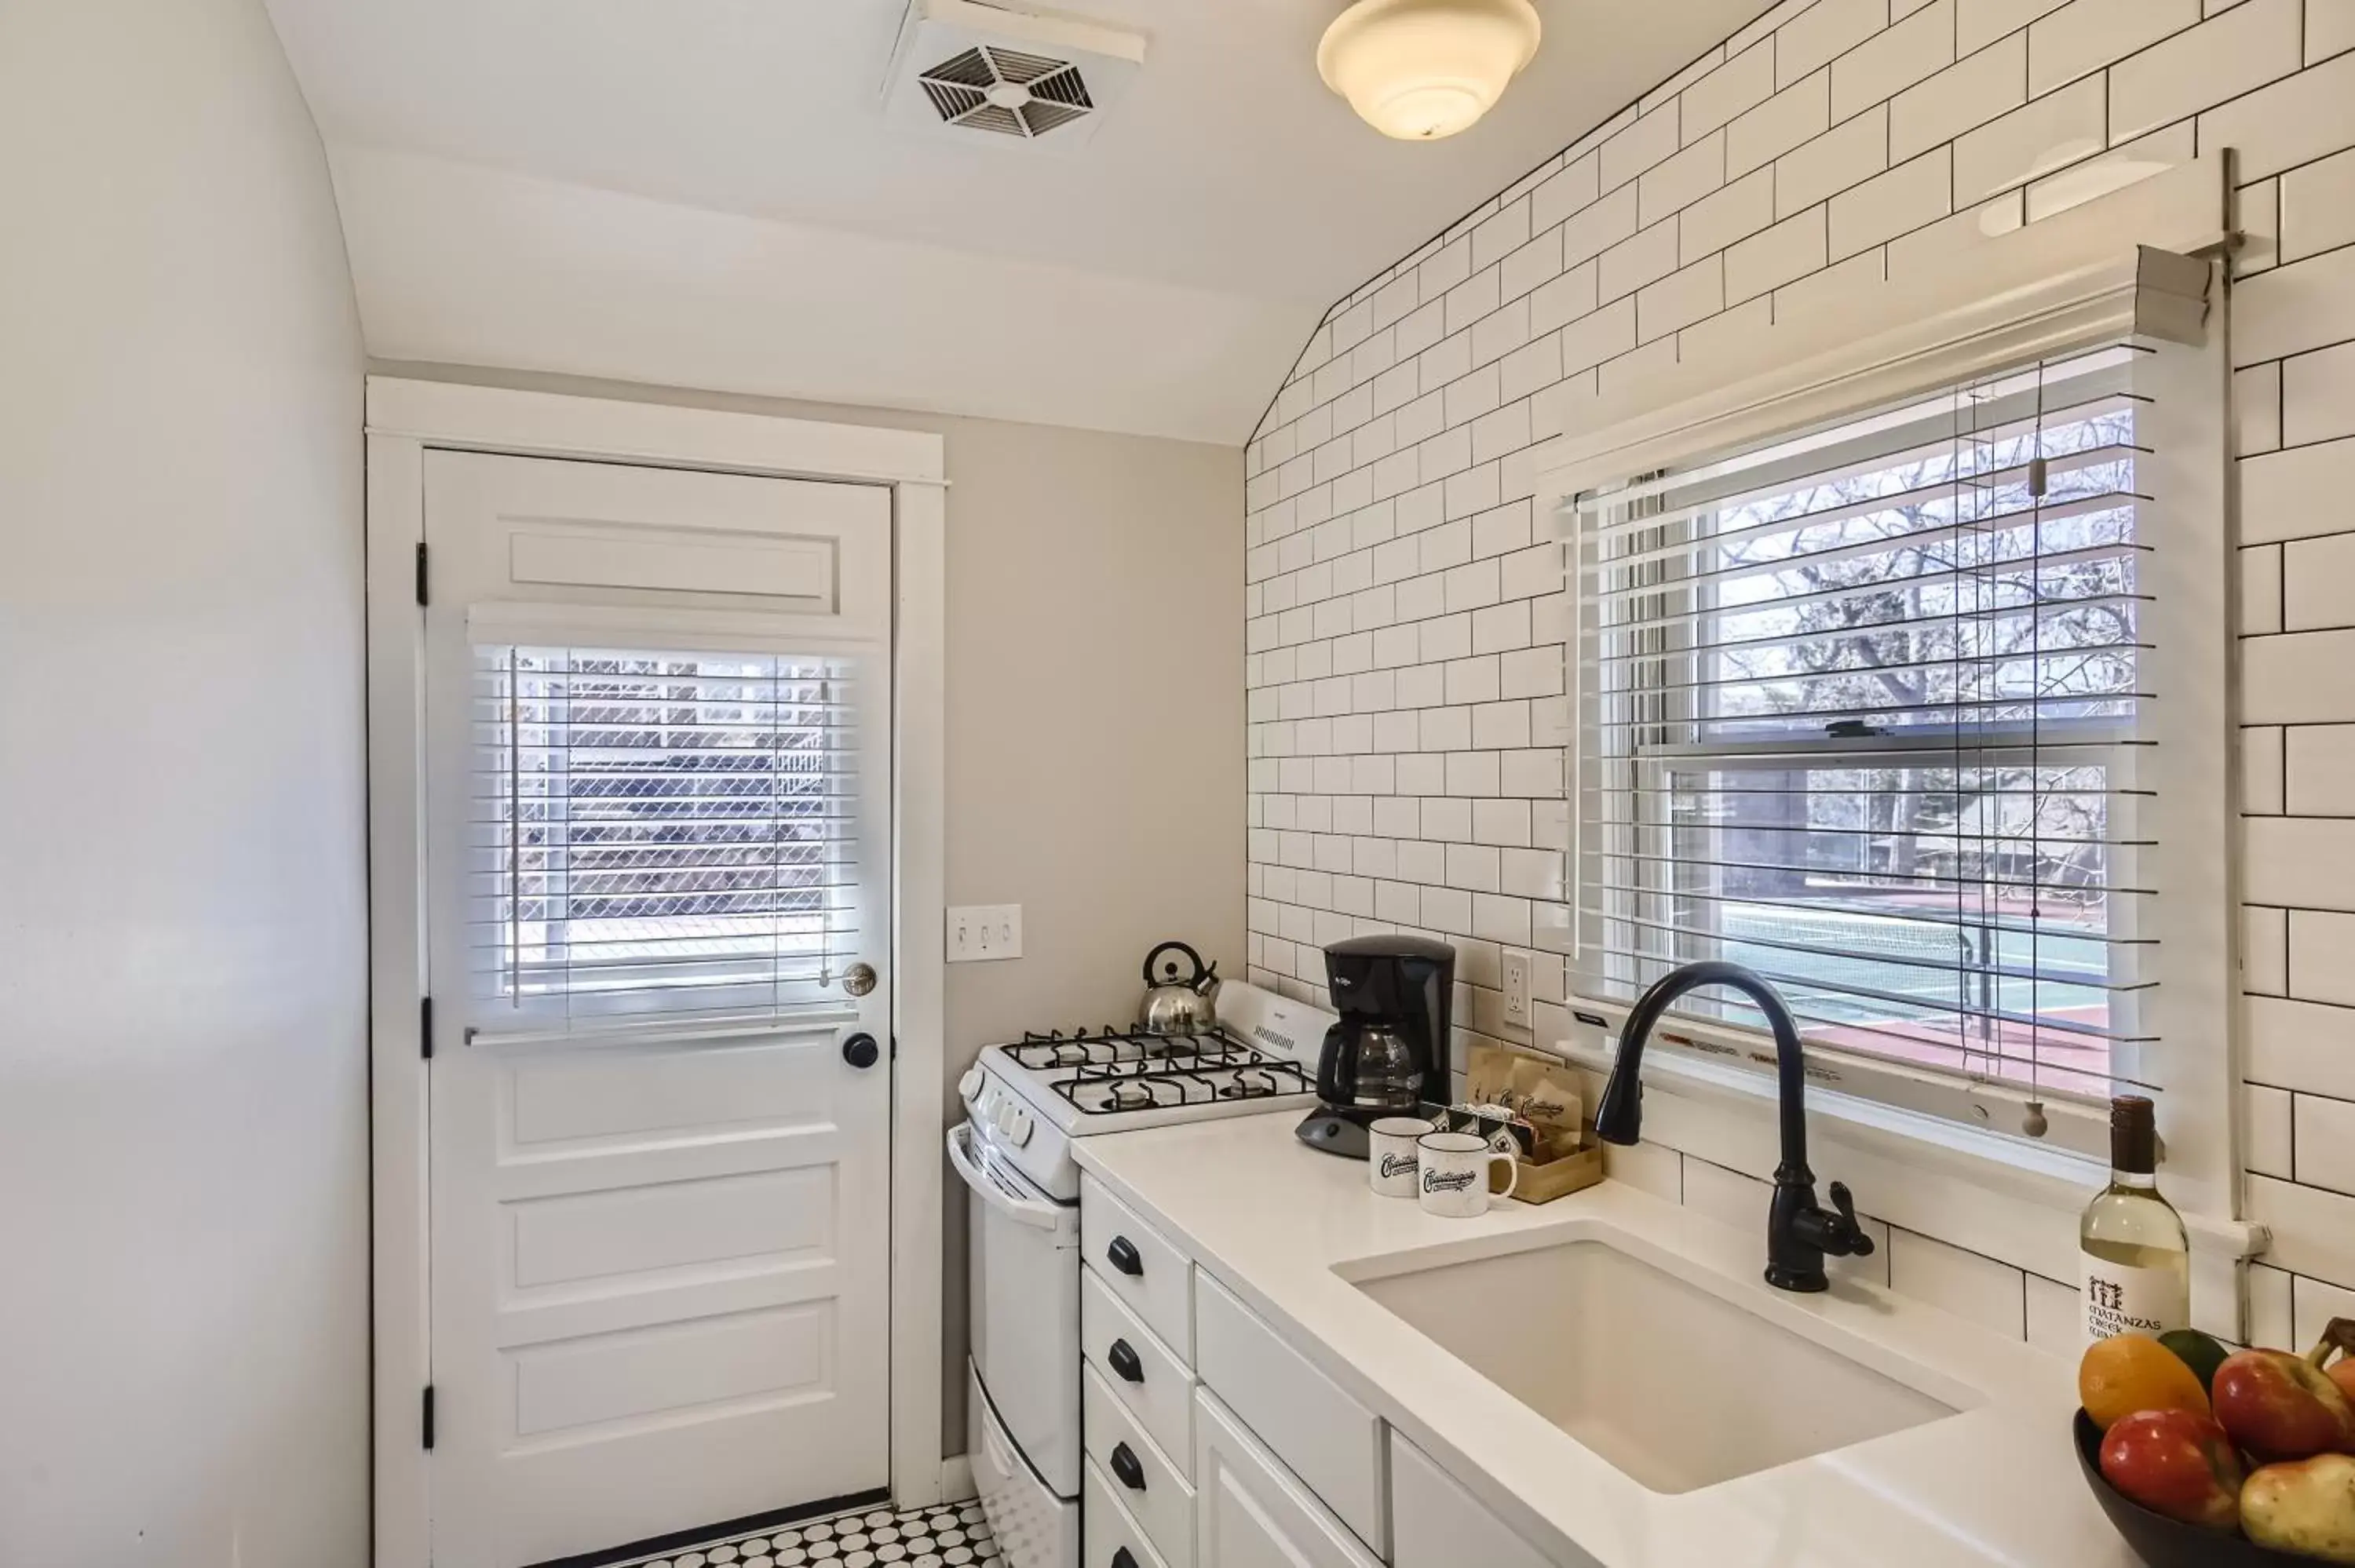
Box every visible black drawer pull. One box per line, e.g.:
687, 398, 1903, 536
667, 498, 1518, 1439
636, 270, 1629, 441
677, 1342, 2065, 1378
1110, 1442, 1146, 1490
1107, 1338, 1144, 1384
1106, 1235, 1144, 1277
1113, 1551, 1138, 1568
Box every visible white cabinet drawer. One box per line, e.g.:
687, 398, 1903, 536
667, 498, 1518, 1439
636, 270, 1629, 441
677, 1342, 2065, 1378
1193, 1387, 1382, 1568
1084, 1363, 1195, 1566
1391, 1431, 1583, 1568
1083, 1266, 1194, 1469
1193, 1272, 1386, 1555
1085, 1458, 1172, 1568
1083, 1175, 1196, 1358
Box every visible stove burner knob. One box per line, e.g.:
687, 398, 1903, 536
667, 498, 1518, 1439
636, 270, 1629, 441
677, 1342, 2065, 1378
957, 1067, 984, 1103
993, 1100, 1020, 1136
1007, 1109, 1034, 1147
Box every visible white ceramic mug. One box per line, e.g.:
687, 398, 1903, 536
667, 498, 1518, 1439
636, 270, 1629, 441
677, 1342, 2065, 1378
1367, 1117, 1432, 1198
1415, 1130, 1519, 1218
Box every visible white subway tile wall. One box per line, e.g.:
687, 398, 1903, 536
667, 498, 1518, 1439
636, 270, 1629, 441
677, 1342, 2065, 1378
1244, 0, 2355, 1339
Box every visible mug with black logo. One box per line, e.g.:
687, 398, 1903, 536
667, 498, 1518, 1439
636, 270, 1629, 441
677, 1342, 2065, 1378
1415, 1130, 1520, 1218
1367, 1117, 1432, 1198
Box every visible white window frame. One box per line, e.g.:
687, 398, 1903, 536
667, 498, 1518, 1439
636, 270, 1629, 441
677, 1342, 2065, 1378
1532, 155, 2263, 1324
362, 378, 951, 1568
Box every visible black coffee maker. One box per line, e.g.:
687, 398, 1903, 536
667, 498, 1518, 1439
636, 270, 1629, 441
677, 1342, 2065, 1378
1295, 935, 1455, 1159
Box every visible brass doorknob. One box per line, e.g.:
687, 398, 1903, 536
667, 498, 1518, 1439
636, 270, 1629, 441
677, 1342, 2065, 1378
842, 962, 878, 997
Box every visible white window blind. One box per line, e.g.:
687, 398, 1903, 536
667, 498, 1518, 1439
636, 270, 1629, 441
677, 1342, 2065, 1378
1571, 345, 2157, 1112
469, 646, 861, 1028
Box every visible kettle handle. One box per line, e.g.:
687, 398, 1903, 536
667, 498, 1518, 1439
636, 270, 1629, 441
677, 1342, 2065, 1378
1142, 940, 1208, 989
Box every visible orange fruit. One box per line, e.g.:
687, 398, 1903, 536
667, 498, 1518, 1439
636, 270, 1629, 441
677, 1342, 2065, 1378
2081, 1333, 2213, 1430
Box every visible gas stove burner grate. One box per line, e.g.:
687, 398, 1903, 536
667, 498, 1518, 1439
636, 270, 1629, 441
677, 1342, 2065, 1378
1216, 1068, 1283, 1100
1048, 1035, 1313, 1114
1009, 1024, 1257, 1070
1105, 1079, 1160, 1111
1008, 1025, 1152, 1070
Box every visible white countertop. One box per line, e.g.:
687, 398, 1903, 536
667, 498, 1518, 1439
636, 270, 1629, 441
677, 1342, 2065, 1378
1073, 1114, 2136, 1568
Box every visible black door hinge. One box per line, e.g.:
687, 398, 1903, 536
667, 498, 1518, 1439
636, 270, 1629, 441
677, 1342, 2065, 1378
414, 542, 429, 607
890, 1035, 899, 1061
421, 996, 434, 1060
422, 1385, 436, 1450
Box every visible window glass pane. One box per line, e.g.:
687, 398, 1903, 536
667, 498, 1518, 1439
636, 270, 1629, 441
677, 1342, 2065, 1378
1658, 757, 2125, 1096
1699, 403, 2141, 739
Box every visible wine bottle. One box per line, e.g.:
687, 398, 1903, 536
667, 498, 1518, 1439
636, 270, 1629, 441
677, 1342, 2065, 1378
2079, 1095, 2190, 1344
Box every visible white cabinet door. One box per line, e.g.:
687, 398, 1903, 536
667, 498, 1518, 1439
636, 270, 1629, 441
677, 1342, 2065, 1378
1391, 1432, 1588, 1568
422, 451, 896, 1567
1194, 1272, 1384, 1552
1193, 1389, 1382, 1568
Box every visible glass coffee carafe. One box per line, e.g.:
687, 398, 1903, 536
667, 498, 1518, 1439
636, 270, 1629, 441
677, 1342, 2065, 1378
1316, 1021, 1427, 1114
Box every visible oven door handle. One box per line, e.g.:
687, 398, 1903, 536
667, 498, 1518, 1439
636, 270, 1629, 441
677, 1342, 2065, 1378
947, 1123, 1064, 1231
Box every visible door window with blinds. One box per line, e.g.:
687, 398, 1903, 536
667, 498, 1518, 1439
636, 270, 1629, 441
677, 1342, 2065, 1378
470, 645, 861, 1026
1571, 345, 2165, 1123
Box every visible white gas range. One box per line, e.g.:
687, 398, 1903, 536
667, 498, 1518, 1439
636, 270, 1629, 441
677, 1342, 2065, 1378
951, 981, 1338, 1568
958, 979, 1338, 1198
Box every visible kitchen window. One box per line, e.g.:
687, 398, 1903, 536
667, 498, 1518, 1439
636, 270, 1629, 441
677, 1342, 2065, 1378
1554, 254, 2233, 1180
468, 644, 864, 1027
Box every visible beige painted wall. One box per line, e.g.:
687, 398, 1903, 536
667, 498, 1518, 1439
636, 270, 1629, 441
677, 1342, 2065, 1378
375, 361, 1246, 1451
0, 0, 369, 1559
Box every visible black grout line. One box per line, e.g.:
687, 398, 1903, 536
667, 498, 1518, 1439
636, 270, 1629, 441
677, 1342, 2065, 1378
1269, 0, 1795, 421
1268, 0, 2348, 445
1275, 145, 2350, 465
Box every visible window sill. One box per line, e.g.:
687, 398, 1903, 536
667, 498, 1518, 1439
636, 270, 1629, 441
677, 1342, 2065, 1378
1554, 1029, 2267, 1329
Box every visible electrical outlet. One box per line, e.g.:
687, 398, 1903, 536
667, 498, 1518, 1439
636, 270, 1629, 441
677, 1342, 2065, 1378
947, 904, 1023, 963
1502, 950, 1531, 1025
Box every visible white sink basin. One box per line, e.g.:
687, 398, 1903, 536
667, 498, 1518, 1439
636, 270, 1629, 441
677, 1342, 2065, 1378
1350, 1234, 1964, 1493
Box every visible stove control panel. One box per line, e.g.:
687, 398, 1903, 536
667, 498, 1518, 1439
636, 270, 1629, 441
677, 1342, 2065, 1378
962, 1065, 1036, 1148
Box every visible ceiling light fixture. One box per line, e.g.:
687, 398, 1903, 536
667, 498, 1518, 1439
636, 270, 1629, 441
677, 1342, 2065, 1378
1317, 0, 1543, 142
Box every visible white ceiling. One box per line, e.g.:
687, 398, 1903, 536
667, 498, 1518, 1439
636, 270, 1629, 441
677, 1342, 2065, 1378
267, 0, 1767, 443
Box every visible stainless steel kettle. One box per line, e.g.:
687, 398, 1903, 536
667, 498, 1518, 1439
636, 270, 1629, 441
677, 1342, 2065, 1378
1139, 940, 1220, 1035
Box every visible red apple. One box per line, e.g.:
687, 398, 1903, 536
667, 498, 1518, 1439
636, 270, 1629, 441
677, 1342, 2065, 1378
2100, 1409, 2245, 1529
2214, 1348, 2355, 1463
2243, 1453, 2355, 1563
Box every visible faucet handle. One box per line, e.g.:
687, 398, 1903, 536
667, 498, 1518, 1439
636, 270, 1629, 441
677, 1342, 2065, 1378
1825, 1182, 1875, 1256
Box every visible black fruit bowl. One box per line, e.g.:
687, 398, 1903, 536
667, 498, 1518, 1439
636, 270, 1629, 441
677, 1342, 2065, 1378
2073, 1410, 2301, 1566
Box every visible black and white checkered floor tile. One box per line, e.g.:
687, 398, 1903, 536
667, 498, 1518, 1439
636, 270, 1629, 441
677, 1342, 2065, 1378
620, 1501, 999, 1568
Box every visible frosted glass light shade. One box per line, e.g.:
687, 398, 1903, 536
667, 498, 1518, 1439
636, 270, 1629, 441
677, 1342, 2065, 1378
1317, 0, 1543, 141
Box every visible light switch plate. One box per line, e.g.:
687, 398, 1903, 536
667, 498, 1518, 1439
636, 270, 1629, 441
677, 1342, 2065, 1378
1502, 950, 1530, 1024
947, 904, 1023, 962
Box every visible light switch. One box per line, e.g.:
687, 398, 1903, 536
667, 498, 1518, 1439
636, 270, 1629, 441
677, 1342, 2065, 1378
947, 904, 1023, 962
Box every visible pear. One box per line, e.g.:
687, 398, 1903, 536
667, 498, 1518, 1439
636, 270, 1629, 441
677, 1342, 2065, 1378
2319, 1318, 2355, 1409
2243, 1453, 2355, 1564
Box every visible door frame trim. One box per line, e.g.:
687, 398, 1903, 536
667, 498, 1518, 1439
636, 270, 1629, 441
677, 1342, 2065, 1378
363, 377, 948, 1568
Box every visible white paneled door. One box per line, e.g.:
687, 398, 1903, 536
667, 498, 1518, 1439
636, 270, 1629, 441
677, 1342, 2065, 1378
421, 452, 896, 1568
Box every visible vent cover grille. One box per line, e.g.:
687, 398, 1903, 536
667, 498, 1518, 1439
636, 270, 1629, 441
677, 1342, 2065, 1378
918, 44, 1095, 138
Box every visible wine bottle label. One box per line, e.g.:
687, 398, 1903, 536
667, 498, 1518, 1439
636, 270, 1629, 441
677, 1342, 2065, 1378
2079, 1253, 2189, 1343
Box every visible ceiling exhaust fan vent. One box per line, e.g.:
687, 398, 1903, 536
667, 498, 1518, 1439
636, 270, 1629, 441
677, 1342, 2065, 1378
884, 0, 1145, 151
916, 46, 1095, 138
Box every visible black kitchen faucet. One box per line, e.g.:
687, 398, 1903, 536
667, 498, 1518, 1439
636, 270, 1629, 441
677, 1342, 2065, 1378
1594, 961, 1877, 1293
